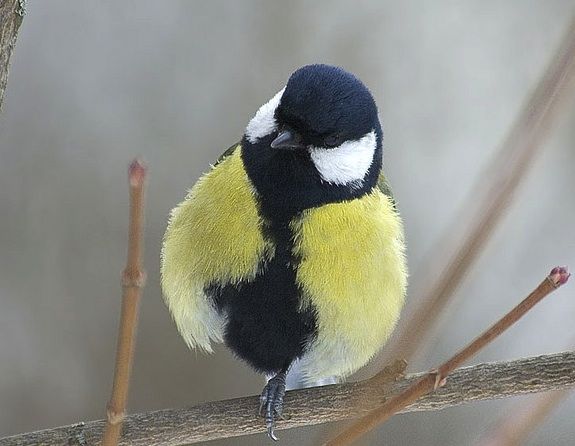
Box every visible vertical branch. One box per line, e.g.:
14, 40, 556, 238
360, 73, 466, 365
0, 0, 25, 112
326, 267, 570, 446
102, 160, 148, 446
380, 16, 575, 367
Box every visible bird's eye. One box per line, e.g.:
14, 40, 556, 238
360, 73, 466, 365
324, 134, 340, 148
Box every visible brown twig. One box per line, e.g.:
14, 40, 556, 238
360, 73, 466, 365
379, 15, 575, 368
1, 352, 574, 446
325, 267, 570, 446
0, 0, 25, 113
101, 160, 148, 446
476, 388, 572, 446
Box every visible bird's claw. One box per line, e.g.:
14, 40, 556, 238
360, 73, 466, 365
267, 425, 278, 442
259, 372, 287, 441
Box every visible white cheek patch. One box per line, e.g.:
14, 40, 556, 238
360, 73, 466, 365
309, 130, 377, 187
245, 87, 285, 143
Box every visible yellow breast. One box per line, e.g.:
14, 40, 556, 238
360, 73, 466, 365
161, 147, 274, 351
291, 189, 407, 381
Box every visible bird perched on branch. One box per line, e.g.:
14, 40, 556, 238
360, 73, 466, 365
161, 64, 407, 440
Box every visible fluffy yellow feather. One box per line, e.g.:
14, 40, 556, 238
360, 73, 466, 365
292, 189, 407, 380
161, 144, 407, 377
161, 146, 274, 351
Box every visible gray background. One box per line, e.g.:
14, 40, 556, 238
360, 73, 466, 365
1, 1, 574, 445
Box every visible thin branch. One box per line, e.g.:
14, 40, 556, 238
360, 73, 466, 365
326, 267, 570, 446
102, 160, 148, 446
379, 14, 575, 368
1, 352, 574, 446
0, 0, 25, 112
476, 389, 571, 446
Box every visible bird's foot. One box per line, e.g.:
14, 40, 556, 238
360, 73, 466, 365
259, 371, 287, 441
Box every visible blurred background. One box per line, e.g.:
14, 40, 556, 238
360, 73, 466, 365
1, 1, 574, 445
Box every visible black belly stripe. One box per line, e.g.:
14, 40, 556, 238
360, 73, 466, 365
206, 129, 382, 375
206, 221, 317, 374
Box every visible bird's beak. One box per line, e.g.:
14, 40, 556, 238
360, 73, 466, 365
270, 129, 306, 150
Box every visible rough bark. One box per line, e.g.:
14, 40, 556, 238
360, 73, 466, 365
0, 0, 25, 112
1, 352, 574, 446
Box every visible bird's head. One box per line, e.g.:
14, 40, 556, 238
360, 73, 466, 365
243, 65, 382, 216
245, 65, 381, 189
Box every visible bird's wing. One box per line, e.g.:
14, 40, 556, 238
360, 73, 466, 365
376, 171, 396, 207
213, 141, 241, 166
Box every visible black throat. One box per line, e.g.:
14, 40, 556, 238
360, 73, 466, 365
240, 129, 382, 223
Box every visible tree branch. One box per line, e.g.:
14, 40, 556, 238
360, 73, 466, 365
0, 0, 25, 113
102, 160, 147, 446
326, 267, 570, 445
1, 352, 574, 446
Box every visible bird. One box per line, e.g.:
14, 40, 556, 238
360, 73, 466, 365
161, 64, 407, 440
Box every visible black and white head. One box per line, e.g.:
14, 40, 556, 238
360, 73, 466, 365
242, 64, 383, 218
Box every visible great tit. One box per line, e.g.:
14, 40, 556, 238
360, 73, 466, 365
161, 64, 407, 440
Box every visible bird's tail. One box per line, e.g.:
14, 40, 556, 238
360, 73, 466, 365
284, 358, 339, 390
